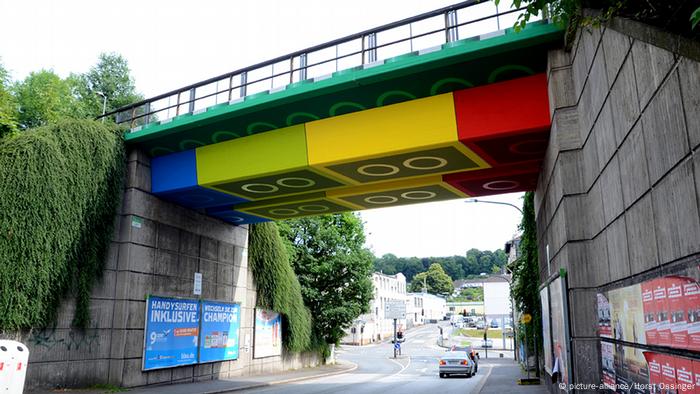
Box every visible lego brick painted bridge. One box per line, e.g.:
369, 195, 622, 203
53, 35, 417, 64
108, 1, 563, 225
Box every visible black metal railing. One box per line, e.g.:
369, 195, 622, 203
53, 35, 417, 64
100, 0, 540, 129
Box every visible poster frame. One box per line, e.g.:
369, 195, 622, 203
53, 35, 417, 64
142, 294, 201, 371
253, 308, 283, 359
539, 270, 573, 390
198, 300, 242, 364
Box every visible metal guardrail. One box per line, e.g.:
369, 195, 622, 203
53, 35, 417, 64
101, 0, 537, 129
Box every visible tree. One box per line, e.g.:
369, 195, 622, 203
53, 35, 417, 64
13, 70, 85, 129
0, 60, 18, 139
70, 52, 142, 119
448, 286, 483, 302
278, 213, 374, 347
409, 263, 453, 296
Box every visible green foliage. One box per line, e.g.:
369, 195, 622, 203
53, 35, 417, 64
248, 222, 312, 352
278, 213, 374, 346
448, 286, 483, 302
408, 263, 453, 296
13, 70, 86, 129
500, 0, 699, 42
70, 53, 143, 119
510, 192, 542, 354
0, 119, 125, 330
374, 249, 507, 282
457, 328, 503, 339
0, 60, 18, 139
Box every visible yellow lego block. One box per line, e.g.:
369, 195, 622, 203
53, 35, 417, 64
305, 93, 487, 184
327, 175, 468, 210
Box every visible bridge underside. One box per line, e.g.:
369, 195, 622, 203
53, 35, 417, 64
128, 22, 562, 225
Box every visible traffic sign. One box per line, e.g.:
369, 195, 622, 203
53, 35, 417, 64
384, 300, 406, 319
394, 342, 401, 349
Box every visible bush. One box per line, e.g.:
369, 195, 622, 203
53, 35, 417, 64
249, 222, 313, 352
0, 119, 125, 330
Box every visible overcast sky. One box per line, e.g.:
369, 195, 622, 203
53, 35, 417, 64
0, 0, 525, 258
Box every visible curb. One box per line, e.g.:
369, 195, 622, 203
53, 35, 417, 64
198, 362, 359, 394
474, 365, 494, 394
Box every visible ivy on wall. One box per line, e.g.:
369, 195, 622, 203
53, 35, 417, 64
510, 192, 542, 355
249, 222, 313, 353
0, 119, 125, 330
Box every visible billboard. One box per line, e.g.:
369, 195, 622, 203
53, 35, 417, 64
597, 272, 700, 353
541, 287, 552, 374
601, 341, 615, 389
254, 309, 282, 358
199, 301, 241, 363
549, 277, 569, 388
598, 293, 612, 338
143, 296, 200, 370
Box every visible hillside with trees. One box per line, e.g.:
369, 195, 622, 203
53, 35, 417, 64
374, 248, 508, 283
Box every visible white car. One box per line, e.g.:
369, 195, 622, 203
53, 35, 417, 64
439, 351, 477, 378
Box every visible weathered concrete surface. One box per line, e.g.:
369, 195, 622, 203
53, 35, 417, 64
537, 14, 700, 393
21, 149, 320, 391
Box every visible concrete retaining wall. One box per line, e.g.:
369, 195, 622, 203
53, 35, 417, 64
19, 149, 320, 391
538, 14, 700, 392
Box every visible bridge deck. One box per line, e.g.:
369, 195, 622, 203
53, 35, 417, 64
126, 21, 562, 158
119, 7, 563, 225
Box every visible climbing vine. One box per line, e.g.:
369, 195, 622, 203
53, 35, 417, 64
0, 119, 125, 330
510, 192, 542, 355
248, 222, 313, 353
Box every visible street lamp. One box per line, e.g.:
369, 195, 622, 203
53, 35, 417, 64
464, 198, 522, 358
464, 198, 523, 214
95, 91, 107, 123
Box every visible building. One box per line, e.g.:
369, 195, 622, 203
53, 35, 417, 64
448, 275, 511, 321
446, 301, 485, 316
406, 292, 447, 327
342, 272, 407, 345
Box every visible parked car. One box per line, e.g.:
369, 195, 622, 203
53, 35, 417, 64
439, 350, 477, 378
489, 320, 500, 328
475, 321, 485, 330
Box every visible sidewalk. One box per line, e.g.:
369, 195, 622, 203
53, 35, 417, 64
437, 330, 546, 393
35, 361, 357, 394
476, 358, 548, 394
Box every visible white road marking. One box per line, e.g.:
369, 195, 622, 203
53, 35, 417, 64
475, 365, 494, 393
387, 356, 411, 379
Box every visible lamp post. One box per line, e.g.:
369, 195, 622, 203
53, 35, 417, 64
464, 198, 522, 358
95, 91, 107, 123
464, 198, 523, 214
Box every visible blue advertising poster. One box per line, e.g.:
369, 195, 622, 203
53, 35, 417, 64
143, 296, 200, 370
199, 301, 241, 362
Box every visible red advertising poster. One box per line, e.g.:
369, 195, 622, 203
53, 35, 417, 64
645, 352, 663, 393
660, 354, 678, 394
692, 360, 700, 394
675, 357, 694, 393
601, 341, 616, 389
599, 293, 612, 338
656, 279, 673, 347
684, 280, 700, 352
643, 280, 658, 345
669, 277, 690, 349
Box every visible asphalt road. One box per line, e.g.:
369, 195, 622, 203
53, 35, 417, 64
239, 323, 490, 394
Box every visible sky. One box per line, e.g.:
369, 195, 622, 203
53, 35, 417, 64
0, 0, 526, 258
